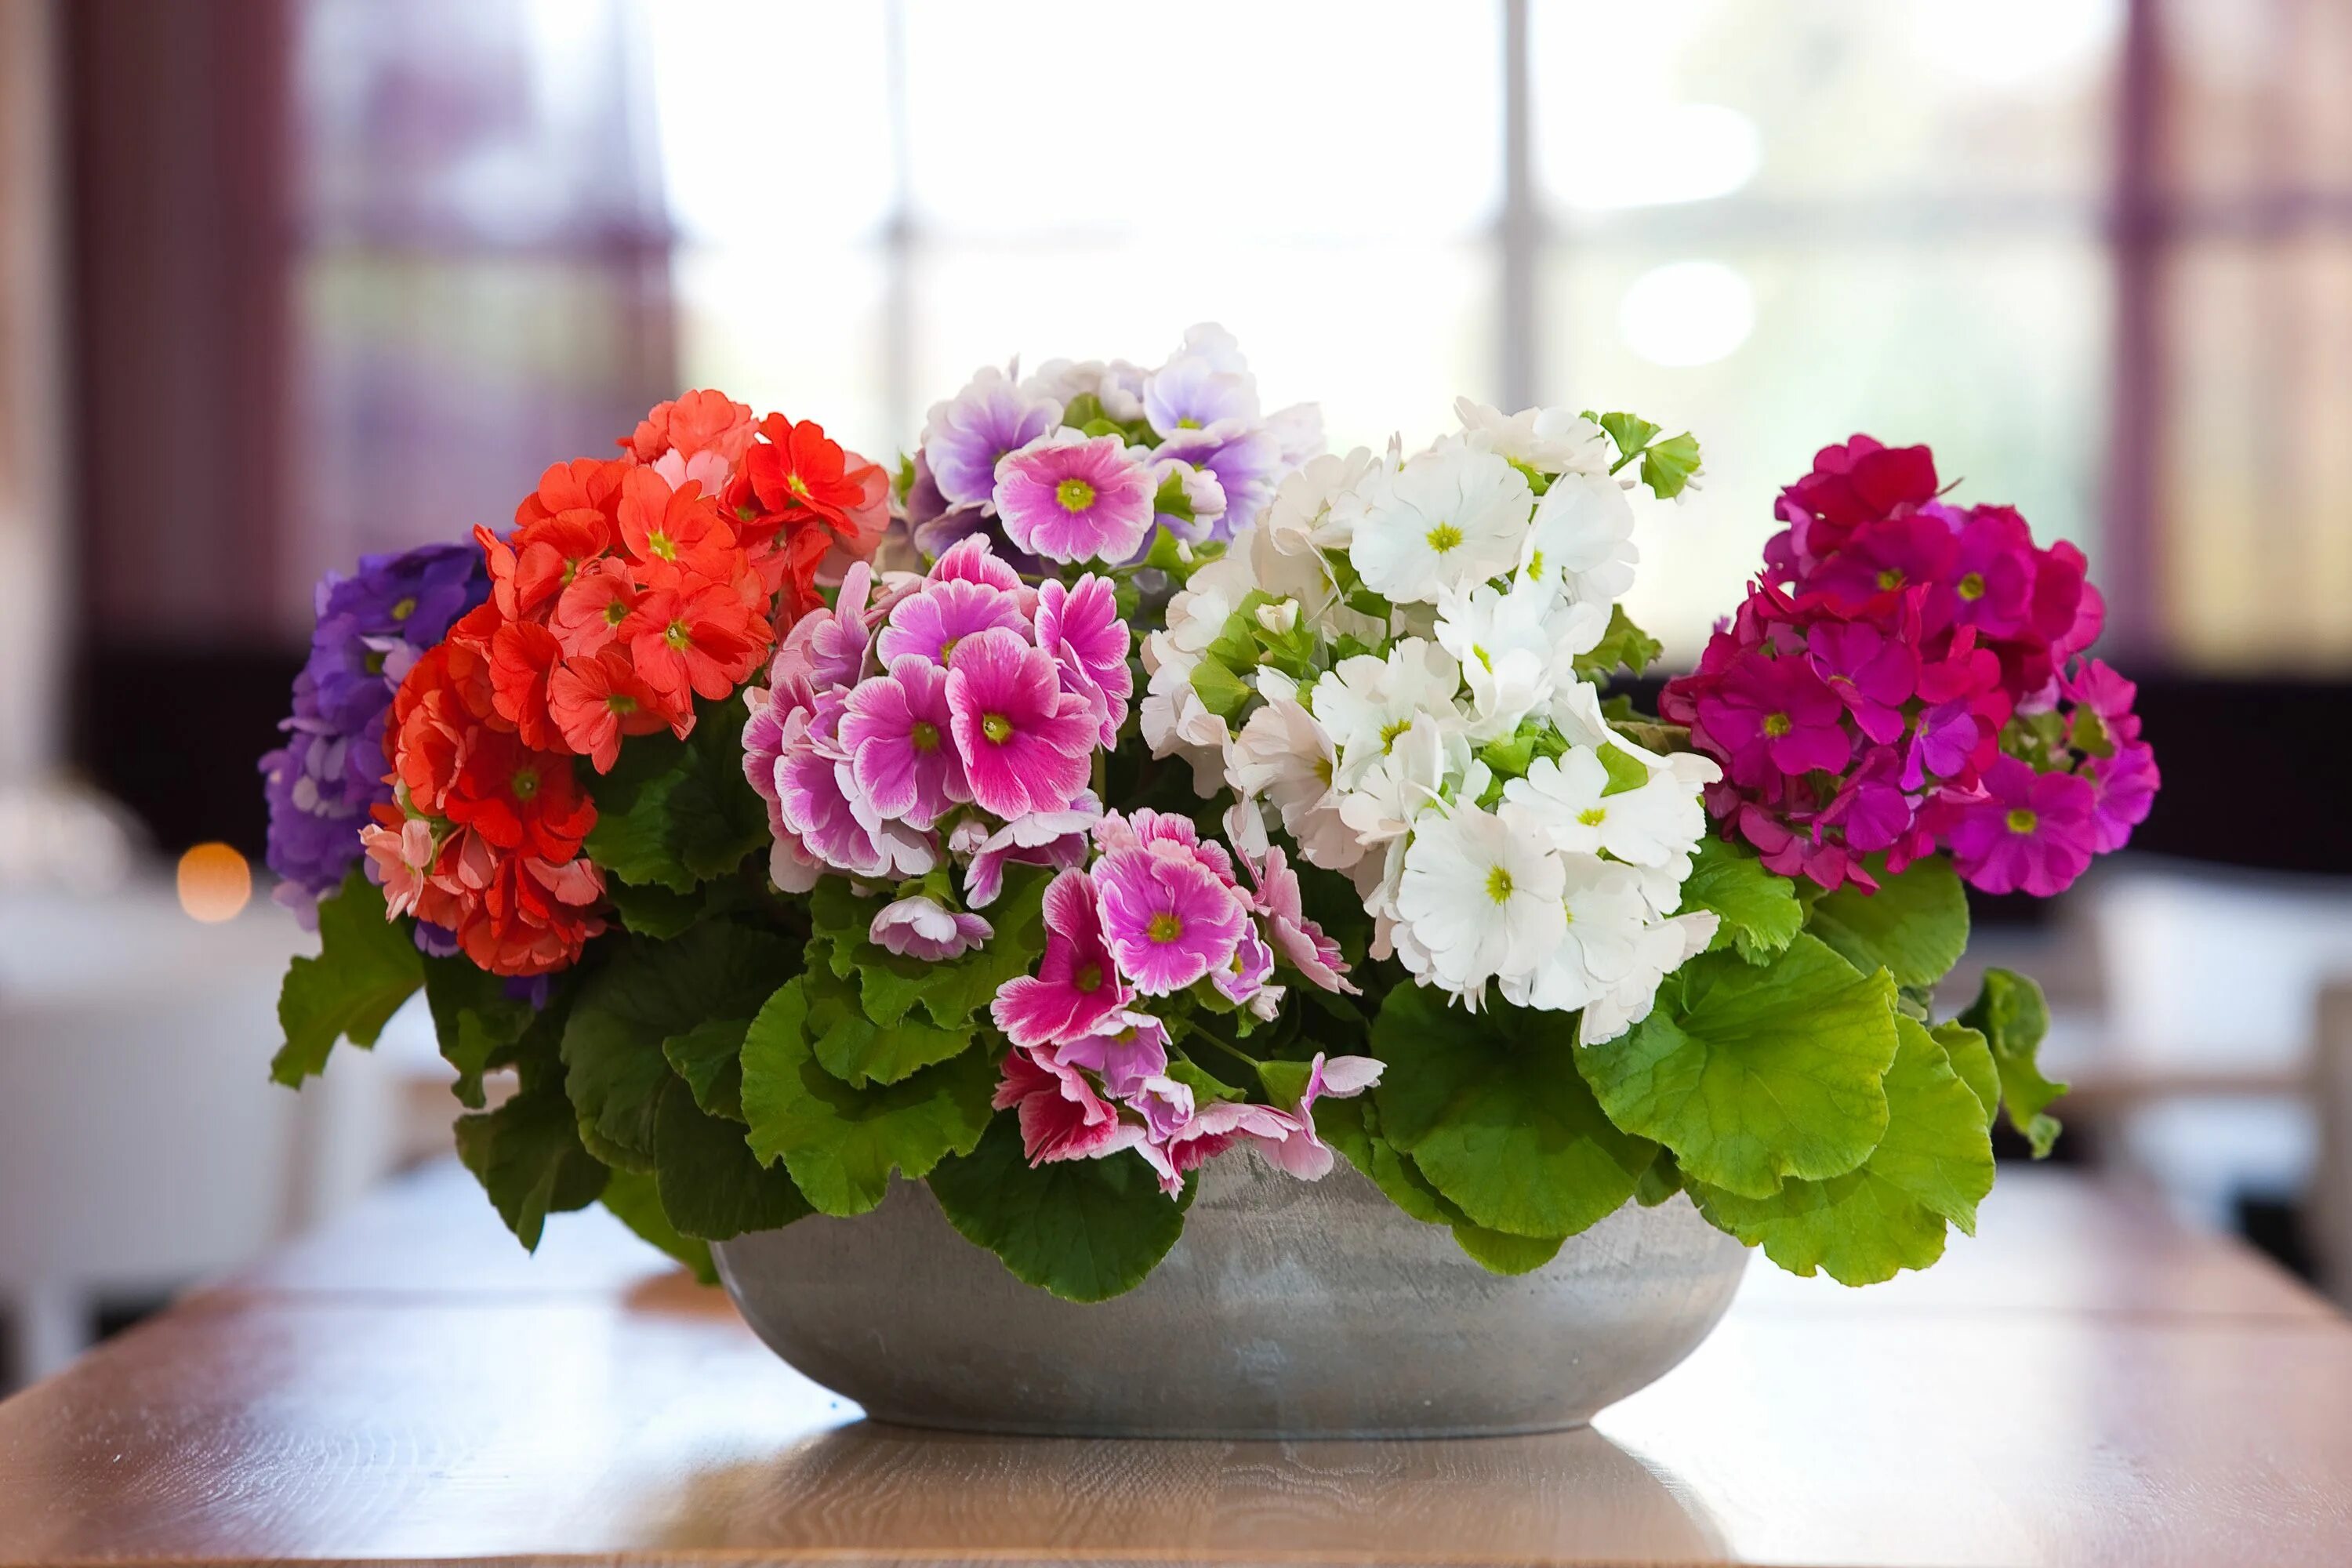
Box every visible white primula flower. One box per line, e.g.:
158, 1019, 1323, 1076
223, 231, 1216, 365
1395, 800, 1566, 1006
1228, 697, 1361, 872
1581, 912, 1719, 1045
1337, 713, 1461, 849
1264, 447, 1381, 556
1452, 397, 1613, 477
1497, 855, 1651, 1012
1436, 576, 1593, 741
1504, 746, 1710, 868
1342, 447, 1533, 604
1022, 357, 1149, 424
1139, 658, 1232, 797
1522, 471, 1639, 605
1308, 637, 1462, 788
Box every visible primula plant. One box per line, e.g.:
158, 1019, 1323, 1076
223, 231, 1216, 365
266, 326, 2151, 1300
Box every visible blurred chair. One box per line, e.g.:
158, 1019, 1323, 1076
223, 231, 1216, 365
0, 877, 430, 1386
2085, 858, 2352, 1231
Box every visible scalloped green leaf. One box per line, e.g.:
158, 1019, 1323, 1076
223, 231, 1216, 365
1958, 967, 2067, 1157
662, 1016, 753, 1122
1372, 985, 1656, 1241
927, 1113, 1192, 1302
272, 868, 424, 1086
652, 1076, 810, 1242
454, 1077, 607, 1250
1678, 836, 1804, 964
1317, 1094, 1570, 1274
1806, 855, 1969, 989
422, 953, 535, 1109
583, 693, 769, 894
1692, 1014, 1995, 1285
1576, 935, 1900, 1199
739, 976, 998, 1216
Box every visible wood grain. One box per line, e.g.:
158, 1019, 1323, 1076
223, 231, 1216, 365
0, 1162, 2346, 1567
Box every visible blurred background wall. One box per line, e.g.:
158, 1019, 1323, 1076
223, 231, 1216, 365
4, 0, 2351, 1385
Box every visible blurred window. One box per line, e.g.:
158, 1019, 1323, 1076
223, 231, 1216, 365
294, 0, 2352, 671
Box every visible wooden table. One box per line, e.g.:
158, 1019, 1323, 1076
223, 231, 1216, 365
1, 1162, 2347, 1568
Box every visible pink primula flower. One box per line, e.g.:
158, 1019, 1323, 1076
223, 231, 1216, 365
993, 1047, 1134, 1166
1806, 620, 1915, 745
1949, 756, 2097, 897
990, 869, 1132, 1048
1696, 653, 1852, 786
1036, 575, 1134, 747
964, 791, 1102, 908
877, 577, 1027, 668
869, 895, 992, 961
1134, 1051, 1385, 1196
993, 432, 1158, 564
1051, 1008, 1169, 1098
1242, 843, 1357, 995
944, 628, 1098, 819
838, 655, 969, 829
1091, 833, 1249, 996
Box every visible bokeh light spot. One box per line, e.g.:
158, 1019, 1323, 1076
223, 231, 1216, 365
177, 842, 252, 924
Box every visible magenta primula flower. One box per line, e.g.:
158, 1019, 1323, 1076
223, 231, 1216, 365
1036, 575, 1133, 747
945, 629, 1098, 818
876, 577, 1027, 668
1213, 926, 1280, 1013
2084, 741, 2159, 853
1950, 757, 2097, 897
1809, 514, 1962, 612
991, 869, 1131, 1048
1943, 506, 2036, 639
927, 532, 1033, 601
1051, 1008, 1169, 1098
870, 895, 993, 961
1820, 745, 1915, 854
1696, 652, 1852, 786
993, 433, 1157, 564
993, 1046, 1133, 1166
1091, 833, 1250, 996
1902, 698, 1980, 789
1243, 843, 1356, 994
1806, 620, 1915, 745
839, 655, 969, 829
1133, 1051, 1385, 1195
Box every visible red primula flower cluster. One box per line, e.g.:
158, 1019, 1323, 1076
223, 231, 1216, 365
359, 391, 891, 975
1662, 436, 2155, 896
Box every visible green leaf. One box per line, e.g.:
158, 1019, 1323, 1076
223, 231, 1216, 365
1372, 985, 1657, 1240
598, 1167, 716, 1284
1806, 855, 1970, 990
271, 869, 425, 1086
561, 922, 797, 1169
1570, 604, 1666, 681
927, 1113, 1192, 1301
454, 1079, 608, 1250
1596, 741, 1652, 797
1319, 1096, 1570, 1275
1188, 655, 1251, 721
1577, 935, 1900, 1199
1678, 837, 1805, 964
1693, 1014, 1995, 1285
1587, 410, 1662, 463
606, 874, 758, 939
739, 976, 1000, 1216
663, 1016, 753, 1122
1958, 967, 2067, 1157
1639, 432, 1704, 499
1933, 1022, 2001, 1123
815, 867, 1051, 1036
1635, 1149, 1685, 1207
652, 1076, 811, 1242
805, 954, 976, 1089
583, 693, 769, 894
422, 955, 535, 1109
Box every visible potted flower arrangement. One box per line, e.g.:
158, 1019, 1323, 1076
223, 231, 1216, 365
263, 326, 2154, 1437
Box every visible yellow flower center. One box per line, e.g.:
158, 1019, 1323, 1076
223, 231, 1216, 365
1877, 568, 1905, 590
1075, 963, 1105, 993
1147, 912, 1185, 944
604, 599, 630, 627
389, 596, 418, 622
1958, 571, 1987, 601
648, 529, 676, 561
1486, 866, 1514, 904
608, 693, 639, 717
665, 619, 692, 652
981, 713, 1014, 745
2006, 808, 2039, 834
1577, 806, 1607, 827
787, 472, 811, 499
1378, 717, 1414, 751
1425, 521, 1464, 554
1763, 711, 1793, 738
510, 766, 540, 801
1056, 477, 1097, 512
910, 720, 941, 753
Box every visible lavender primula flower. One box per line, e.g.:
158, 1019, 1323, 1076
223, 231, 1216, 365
920, 364, 1062, 508
1156, 421, 1285, 541
260, 540, 488, 926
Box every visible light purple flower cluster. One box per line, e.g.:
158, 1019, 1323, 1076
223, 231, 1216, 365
260, 542, 488, 926
986, 812, 1367, 1194
741, 536, 1129, 906
901, 325, 1323, 564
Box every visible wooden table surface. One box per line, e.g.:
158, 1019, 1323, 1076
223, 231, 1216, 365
1, 1161, 2347, 1568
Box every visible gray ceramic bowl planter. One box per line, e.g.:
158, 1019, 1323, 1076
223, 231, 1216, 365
713, 1151, 1749, 1439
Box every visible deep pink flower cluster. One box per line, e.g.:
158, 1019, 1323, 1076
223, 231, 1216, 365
1662, 436, 2157, 896
741, 535, 1130, 903
988, 815, 1367, 1194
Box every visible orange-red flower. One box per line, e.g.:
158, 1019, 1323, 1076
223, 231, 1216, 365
625, 389, 755, 469
551, 556, 641, 662
623, 567, 768, 704
456, 849, 606, 978
615, 466, 742, 583
441, 729, 595, 862
550, 648, 676, 772
488, 619, 566, 753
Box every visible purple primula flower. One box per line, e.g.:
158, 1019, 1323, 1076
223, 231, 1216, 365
1143, 345, 1259, 437
1154, 421, 1284, 541
1212, 924, 1279, 1014
1823, 746, 1915, 854
2084, 740, 2159, 853
1902, 698, 1980, 789
993, 432, 1157, 564
775, 691, 935, 880
1950, 757, 2098, 898
920, 364, 1062, 508
1051, 1008, 1169, 1098
870, 895, 993, 961
260, 540, 488, 927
